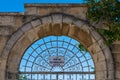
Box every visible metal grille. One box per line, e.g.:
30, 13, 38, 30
19, 36, 95, 80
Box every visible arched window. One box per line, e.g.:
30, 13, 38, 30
19, 36, 95, 80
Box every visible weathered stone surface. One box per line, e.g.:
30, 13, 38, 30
0, 59, 6, 80
90, 28, 102, 41
0, 26, 14, 36
98, 39, 108, 50
77, 28, 92, 47
115, 62, 120, 72
108, 71, 114, 80
25, 29, 39, 42
0, 16, 14, 25
111, 43, 120, 53
0, 16, 2, 24
8, 35, 31, 74
73, 19, 85, 28
62, 15, 73, 24
52, 14, 62, 23
68, 25, 80, 35
21, 23, 32, 32
41, 16, 52, 24
93, 51, 106, 64
42, 23, 53, 36
38, 8, 51, 15
31, 19, 41, 28
112, 42, 120, 79
0, 69, 5, 80
80, 24, 90, 33
104, 47, 114, 64
88, 42, 101, 55
25, 7, 38, 15
96, 71, 107, 80
96, 61, 107, 71
14, 17, 23, 28
61, 23, 70, 35
113, 53, 120, 71
6, 29, 23, 50
0, 36, 8, 55
103, 49, 114, 72
37, 26, 45, 38
52, 23, 62, 36
115, 71, 120, 79
66, 7, 88, 20
113, 53, 120, 63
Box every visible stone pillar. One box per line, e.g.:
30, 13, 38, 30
112, 41, 120, 80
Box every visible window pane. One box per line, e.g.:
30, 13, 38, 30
19, 36, 95, 80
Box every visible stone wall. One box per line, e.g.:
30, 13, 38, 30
0, 4, 119, 80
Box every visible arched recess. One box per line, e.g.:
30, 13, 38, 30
1, 13, 114, 80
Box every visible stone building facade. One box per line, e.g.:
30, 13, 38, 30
0, 4, 120, 80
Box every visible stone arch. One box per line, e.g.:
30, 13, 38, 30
1, 13, 114, 80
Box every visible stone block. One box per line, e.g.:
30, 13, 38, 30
21, 23, 32, 33
98, 39, 108, 50
68, 25, 80, 36
67, 7, 87, 20
80, 24, 90, 34
96, 71, 107, 80
31, 19, 41, 28
14, 35, 31, 56
7, 29, 23, 50
90, 28, 102, 41
0, 26, 14, 36
0, 36, 8, 55
96, 61, 107, 71
2, 30, 23, 57
111, 43, 120, 53
93, 51, 106, 64
37, 26, 45, 38
115, 62, 120, 71
62, 23, 70, 35
113, 53, 120, 71
88, 42, 101, 55
52, 14, 63, 23
62, 15, 73, 24
0, 16, 2, 24
115, 71, 120, 79
107, 71, 114, 80
73, 19, 85, 28
41, 16, 52, 24
77, 28, 93, 47
103, 48, 113, 64
113, 53, 120, 63
52, 23, 62, 36
0, 16, 14, 25
25, 29, 39, 42
14, 17, 23, 30
0, 69, 5, 80
43, 23, 53, 36
38, 8, 51, 16
25, 7, 38, 15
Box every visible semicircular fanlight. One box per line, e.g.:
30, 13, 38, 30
19, 36, 95, 80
